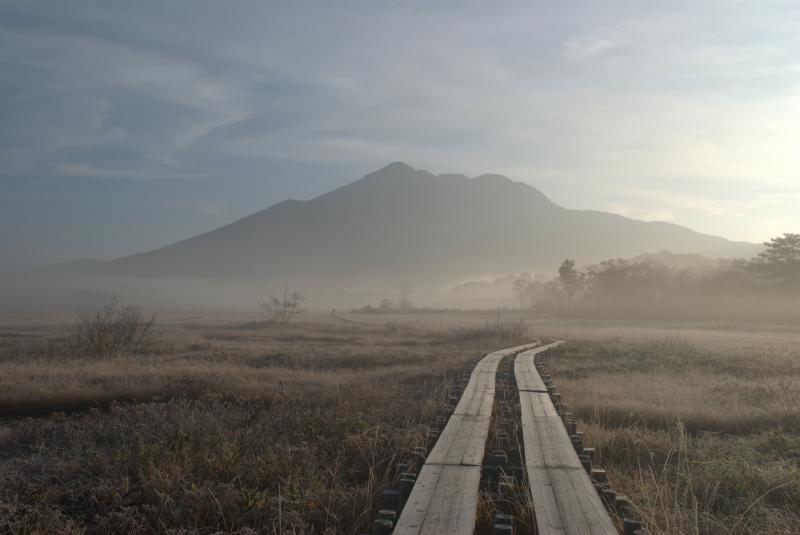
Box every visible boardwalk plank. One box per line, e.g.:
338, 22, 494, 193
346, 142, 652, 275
516, 342, 618, 535
426, 415, 491, 466
549, 467, 618, 535
515, 350, 548, 392
453, 372, 495, 416
528, 466, 567, 534
394, 464, 481, 535
519, 392, 581, 469
395, 342, 540, 535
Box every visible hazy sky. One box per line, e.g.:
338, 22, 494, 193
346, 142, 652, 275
2, 1, 798, 268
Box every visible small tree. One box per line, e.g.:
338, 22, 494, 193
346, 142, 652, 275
261, 285, 306, 324
543, 280, 566, 311
558, 259, 583, 309
398, 283, 414, 312
525, 280, 546, 310
512, 277, 531, 309
71, 299, 154, 358
379, 298, 394, 312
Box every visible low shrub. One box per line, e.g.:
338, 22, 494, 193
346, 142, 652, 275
70, 300, 154, 358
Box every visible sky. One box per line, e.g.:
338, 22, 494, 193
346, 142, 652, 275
1, 0, 798, 269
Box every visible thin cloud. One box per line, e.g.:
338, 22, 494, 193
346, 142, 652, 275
564, 37, 616, 60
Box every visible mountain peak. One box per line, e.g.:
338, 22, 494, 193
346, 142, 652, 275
338, 163, 555, 209
474, 173, 512, 184
383, 161, 415, 172
368, 161, 419, 179
349, 161, 427, 189
98, 162, 756, 292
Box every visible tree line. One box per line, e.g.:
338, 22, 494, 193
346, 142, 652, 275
513, 233, 800, 321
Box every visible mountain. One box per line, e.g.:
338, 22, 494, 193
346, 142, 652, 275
628, 250, 728, 271
44, 258, 108, 274
19, 162, 758, 310
96, 162, 757, 283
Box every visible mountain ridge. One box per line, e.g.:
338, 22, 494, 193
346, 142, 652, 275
55, 162, 758, 292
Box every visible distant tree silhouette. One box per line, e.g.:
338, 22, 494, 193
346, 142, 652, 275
754, 233, 800, 286
398, 283, 414, 312
558, 259, 583, 308
543, 280, 566, 310
585, 259, 672, 306
512, 277, 530, 309
379, 298, 394, 312
545, 233, 800, 320
261, 285, 305, 324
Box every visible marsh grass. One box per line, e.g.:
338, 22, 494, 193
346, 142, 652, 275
0, 316, 526, 533
546, 335, 800, 535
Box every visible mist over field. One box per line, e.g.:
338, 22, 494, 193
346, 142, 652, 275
4, 161, 797, 325
2, 2, 799, 535
0, 162, 780, 316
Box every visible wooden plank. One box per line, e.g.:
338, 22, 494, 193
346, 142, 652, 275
426, 415, 491, 466
396, 342, 541, 535
519, 391, 548, 468
520, 389, 559, 419
528, 467, 617, 535
548, 467, 618, 535
515, 350, 548, 392
452, 388, 494, 417
453, 372, 495, 416
473, 356, 503, 373
528, 466, 567, 534
519, 392, 581, 469
516, 341, 617, 535
454, 342, 540, 415
393, 464, 481, 535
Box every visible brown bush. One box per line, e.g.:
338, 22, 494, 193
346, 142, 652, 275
70, 300, 154, 358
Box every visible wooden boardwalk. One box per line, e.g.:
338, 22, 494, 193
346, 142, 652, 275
394, 342, 539, 535
516, 345, 618, 535
392, 341, 619, 535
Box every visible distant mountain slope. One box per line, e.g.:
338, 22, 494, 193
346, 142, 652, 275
88, 161, 756, 289
628, 250, 728, 270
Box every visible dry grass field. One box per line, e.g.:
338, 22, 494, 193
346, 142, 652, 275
534, 323, 800, 535
354, 314, 800, 534
2, 310, 799, 534
0, 312, 527, 534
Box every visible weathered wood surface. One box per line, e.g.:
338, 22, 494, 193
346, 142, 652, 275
547, 466, 617, 535
393, 464, 481, 535
514, 347, 549, 392
426, 415, 491, 466
516, 343, 618, 535
452, 372, 495, 416
520, 392, 583, 469
394, 342, 539, 535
